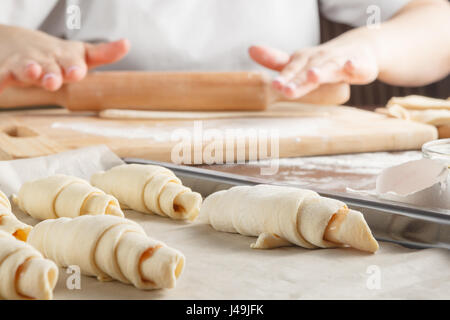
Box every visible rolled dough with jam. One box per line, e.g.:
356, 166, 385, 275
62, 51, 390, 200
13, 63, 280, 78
0, 230, 58, 300
91, 164, 202, 221
201, 185, 379, 253
13, 174, 124, 220
27, 215, 185, 290
0, 190, 32, 241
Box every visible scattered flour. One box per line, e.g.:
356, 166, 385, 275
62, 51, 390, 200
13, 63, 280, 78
252, 151, 422, 175
212, 151, 424, 193
51, 121, 424, 194
51, 122, 174, 142
51, 118, 331, 142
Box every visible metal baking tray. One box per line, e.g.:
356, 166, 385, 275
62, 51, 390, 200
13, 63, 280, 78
125, 158, 450, 250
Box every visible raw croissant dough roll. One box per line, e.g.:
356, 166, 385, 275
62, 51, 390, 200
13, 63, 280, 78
0, 190, 32, 241
0, 230, 58, 300
201, 185, 379, 253
0, 190, 10, 211
13, 174, 124, 220
27, 215, 185, 290
91, 164, 202, 220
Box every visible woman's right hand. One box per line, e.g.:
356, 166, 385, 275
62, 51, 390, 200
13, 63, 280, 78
249, 45, 351, 105
0, 24, 130, 92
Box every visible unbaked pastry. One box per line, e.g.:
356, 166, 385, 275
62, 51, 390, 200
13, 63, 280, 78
91, 164, 202, 220
201, 185, 379, 253
98, 108, 329, 120
27, 215, 185, 289
0, 190, 32, 241
0, 230, 58, 300
377, 103, 450, 126
387, 95, 450, 110
12, 174, 124, 220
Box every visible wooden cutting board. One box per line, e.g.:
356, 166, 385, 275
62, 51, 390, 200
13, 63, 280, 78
0, 103, 438, 162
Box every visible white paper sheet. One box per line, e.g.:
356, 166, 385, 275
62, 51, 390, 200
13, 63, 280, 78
0, 145, 448, 299
0, 145, 124, 197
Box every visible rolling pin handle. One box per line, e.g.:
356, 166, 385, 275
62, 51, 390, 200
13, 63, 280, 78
0, 86, 66, 109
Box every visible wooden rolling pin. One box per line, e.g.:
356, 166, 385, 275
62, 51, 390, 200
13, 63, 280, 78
0, 71, 349, 111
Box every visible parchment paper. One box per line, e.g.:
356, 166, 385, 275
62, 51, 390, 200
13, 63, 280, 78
0, 146, 448, 300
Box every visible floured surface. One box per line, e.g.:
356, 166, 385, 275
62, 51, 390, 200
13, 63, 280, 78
202, 151, 423, 193
51, 117, 333, 140
0, 104, 437, 161
0, 146, 448, 299
200, 151, 450, 210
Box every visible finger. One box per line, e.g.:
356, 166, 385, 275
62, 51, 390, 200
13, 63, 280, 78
282, 65, 323, 99
309, 56, 378, 85
85, 38, 130, 68
39, 61, 63, 91
298, 82, 350, 105
248, 45, 290, 71
284, 57, 348, 98
274, 51, 310, 90
342, 58, 378, 84
0, 72, 27, 93
309, 58, 347, 84
283, 76, 320, 99
10, 60, 43, 84
58, 56, 87, 82
0, 71, 12, 92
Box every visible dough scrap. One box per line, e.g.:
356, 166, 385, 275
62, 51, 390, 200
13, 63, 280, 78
98, 108, 329, 120
201, 185, 378, 253
0, 190, 32, 241
13, 174, 124, 220
387, 95, 450, 110
91, 164, 202, 220
0, 230, 58, 300
380, 104, 450, 126
27, 215, 185, 290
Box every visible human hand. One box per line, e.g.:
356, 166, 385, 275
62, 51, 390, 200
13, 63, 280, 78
249, 41, 378, 100
0, 24, 130, 92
